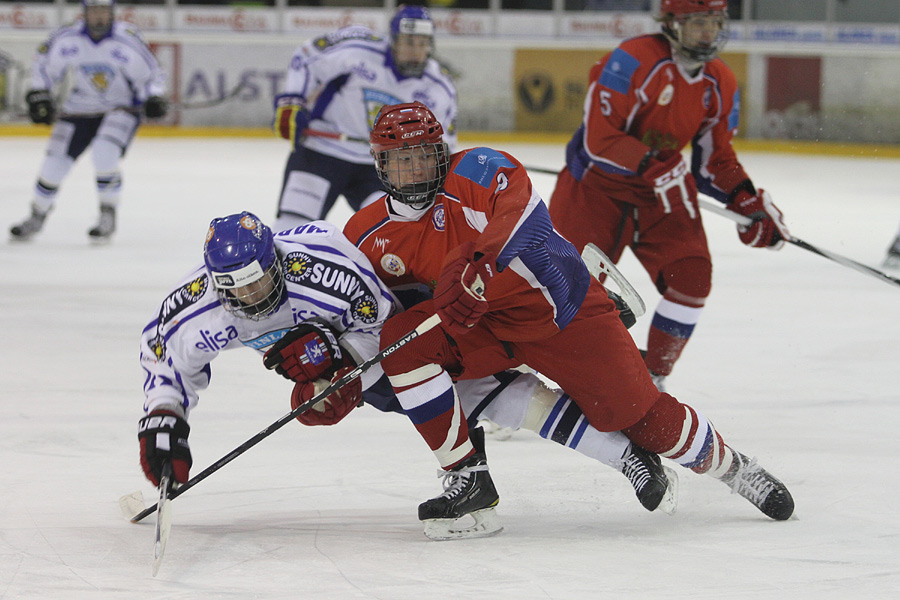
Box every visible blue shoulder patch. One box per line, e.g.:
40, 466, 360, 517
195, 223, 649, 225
453, 148, 515, 188
599, 48, 640, 95
728, 89, 740, 132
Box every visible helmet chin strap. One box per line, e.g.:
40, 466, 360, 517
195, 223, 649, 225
670, 43, 705, 75
387, 195, 434, 221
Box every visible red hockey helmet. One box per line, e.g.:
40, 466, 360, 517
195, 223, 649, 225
370, 102, 449, 207
660, 0, 727, 16
660, 0, 729, 63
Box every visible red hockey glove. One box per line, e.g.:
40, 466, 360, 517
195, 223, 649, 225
263, 321, 345, 384
433, 241, 497, 336
728, 187, 789, 249
640, 149, 698, 215
273, 93, 310, 147
138, 409, 192, 487
291, 365, 362, 426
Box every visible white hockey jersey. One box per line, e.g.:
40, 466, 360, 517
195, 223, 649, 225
32, 19, 166, 116
283, 26, 458, 164
139, 222, 399, 417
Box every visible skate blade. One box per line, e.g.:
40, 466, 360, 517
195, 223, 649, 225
119, 490, 146, 521
658, 466, 679, 516
422, 507, 503, 541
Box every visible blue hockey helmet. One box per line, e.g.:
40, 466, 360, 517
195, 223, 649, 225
203, 212, 286, 320
389, 5, 434, 77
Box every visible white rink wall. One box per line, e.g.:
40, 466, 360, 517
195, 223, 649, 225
2, 5, 900, 141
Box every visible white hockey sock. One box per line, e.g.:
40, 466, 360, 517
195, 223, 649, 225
519, 382, 630, 468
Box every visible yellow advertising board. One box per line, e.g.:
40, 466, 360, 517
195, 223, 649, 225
513, 48, 748, 137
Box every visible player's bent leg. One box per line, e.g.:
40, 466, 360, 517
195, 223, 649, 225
644, 256, 711, 390
459, 372, 677, 513
622, 393, 793, 520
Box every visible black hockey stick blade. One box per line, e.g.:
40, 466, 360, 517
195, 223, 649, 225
128, 313, 443, 523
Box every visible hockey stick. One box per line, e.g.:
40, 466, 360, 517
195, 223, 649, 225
698, 198, 900, 289
524, 164, 561, 177
581, 243, 646, 317
123, 313, 443, 524
525, 163, 900, 289
172, 80, 248, 110
302, 128, 368, 144
152, 464, 173, 577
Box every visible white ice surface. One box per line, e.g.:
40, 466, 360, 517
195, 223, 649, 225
1, 136, 899, 599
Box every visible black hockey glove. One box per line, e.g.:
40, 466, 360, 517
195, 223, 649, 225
607, 288, 636, 329
25, 89, 55, 124
263, 321, 345, 384
138, 409, 192, 488
144, 95, 168, 119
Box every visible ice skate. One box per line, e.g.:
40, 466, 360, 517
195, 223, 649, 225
883, 238, 900, 269
419, 427, 502, 540
617, 443, 678, 515
88, 205, 116, 241
9, 208, 47, 241
719, 450, 794, 521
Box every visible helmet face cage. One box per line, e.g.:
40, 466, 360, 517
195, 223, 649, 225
216, 263, 285, 321
661, 0, 729, 63
370, 102, 449, 207
374, 142, 449, 207
204, 212, 286, 321
83, 0, 115, 40
389, 5, 435, 77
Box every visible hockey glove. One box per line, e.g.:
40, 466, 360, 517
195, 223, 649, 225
144, 95, 168, 119
138, 409, 192, 487
728, 186, 789, 250
25, 89, 55, 125
291, 365, 363, 427
639, 149, 698, 215
263, 321, 345, 384
434, 241, 496, 336
273, 93, 310, 147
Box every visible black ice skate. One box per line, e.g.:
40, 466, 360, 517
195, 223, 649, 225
720, 450, 794, 521
88, 205, 116, 241
618, 443, 678, 515
418, 427, 502, 541
9, 208, 47, 241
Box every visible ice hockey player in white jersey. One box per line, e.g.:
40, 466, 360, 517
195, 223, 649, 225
271, 4, 457, 231
136, 212, 677, 539
9, 0, 167, 243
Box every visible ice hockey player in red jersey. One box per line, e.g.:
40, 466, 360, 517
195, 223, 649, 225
343, 101, 794, 539
548, 0, 790, 391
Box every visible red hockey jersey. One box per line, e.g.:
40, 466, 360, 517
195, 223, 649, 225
567, 33, 749, 204
344, 147, 590, 342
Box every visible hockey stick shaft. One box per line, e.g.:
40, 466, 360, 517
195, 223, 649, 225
129, 313, 442, 523
698, 198, 900, 289
302, 128, 369, 144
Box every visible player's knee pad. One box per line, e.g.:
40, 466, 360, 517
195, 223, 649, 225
91, 136, 124, 174
279, 170, 331, 221
658, 256, 712, 301
96, 110, 138, 150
